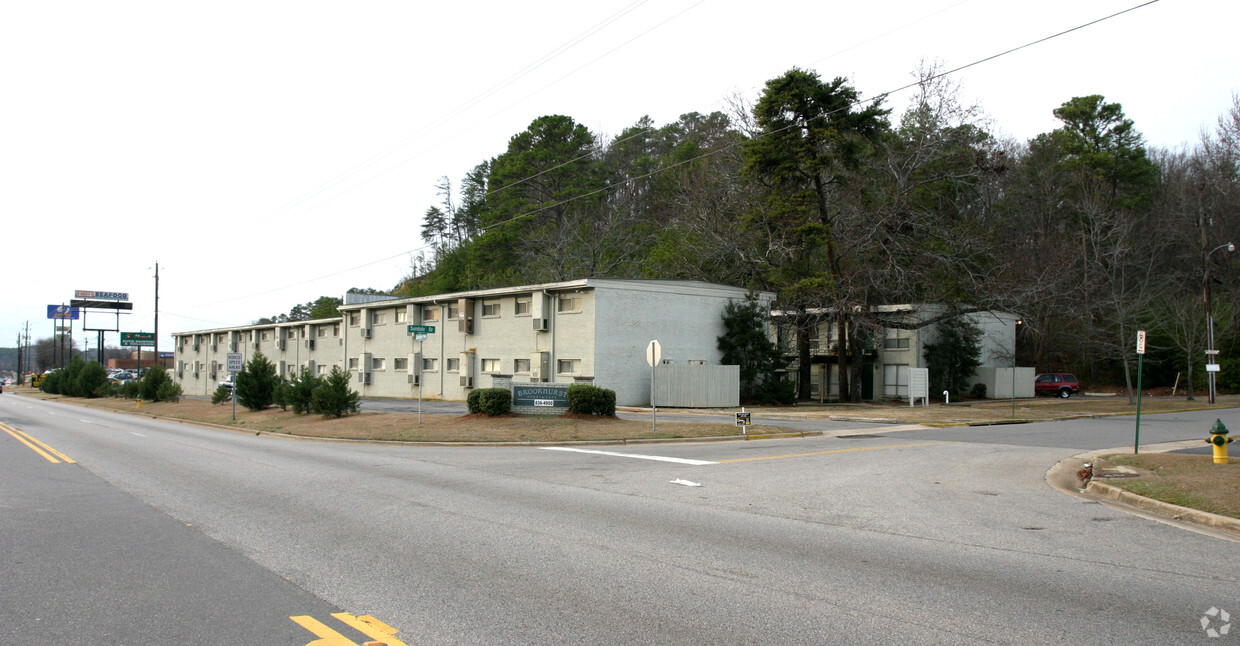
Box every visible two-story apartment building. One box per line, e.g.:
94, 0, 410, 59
173, 279, 773, 406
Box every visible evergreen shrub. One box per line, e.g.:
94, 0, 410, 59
567, 384, 616, 416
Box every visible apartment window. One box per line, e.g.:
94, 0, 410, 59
373, 311, 387, 325
447, 304, 459, 320
332, 324, 340, 337
262, 331, 270, 341
317, 364, 328, 375
481, 358, 500, 373
558, 296, 581, 313
514, 358, 530, 373
349, 312, 359, 327
446, 357, 460, 372
372, 358, 386, 371
884, 329, 910, 350
394, 358, 408, 371
422, 358, 438, 371
515, 299, 530, 315
557, 359, 580, 374
395, 309, 407, 323
422, 307, 439, 322
482, 302, 500, 317
884, 364, 909, 398
318, 326, 327, 338
348, 357, 359, 370
287, 329, 297, 339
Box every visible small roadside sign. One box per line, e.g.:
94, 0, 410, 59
1136, 330, 1147, 355
407, 325, 435, 335
735, 411, 751, 427
226, 353, 244, 373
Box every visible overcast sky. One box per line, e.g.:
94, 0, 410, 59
3, 0, 1235, 355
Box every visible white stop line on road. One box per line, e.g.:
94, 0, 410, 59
538, 446, 717, 465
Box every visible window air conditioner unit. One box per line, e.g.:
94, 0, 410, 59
276, 339, 285, 350
177, 372, 183, 379
307, 339, 315, 350
460, 376, 473, 388
363, 373, 371, 385
408, 373, 420, 386
360, 328, 371, 339
252, 342, 259, 350
533, 318, 548, 331
211, 343, 217, 353
228, 342, 237, 352
192, 343, 200, 352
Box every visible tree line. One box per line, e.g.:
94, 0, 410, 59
400, 65, 1239, 401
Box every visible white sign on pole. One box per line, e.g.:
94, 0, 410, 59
646, 340, 662, 367
1136, 330, 1147, 355
226, 352, 244, 373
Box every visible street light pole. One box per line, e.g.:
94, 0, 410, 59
1204, 240, 1236, 404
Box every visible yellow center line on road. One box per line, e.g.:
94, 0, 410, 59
715, 441, 952, 463
0, 422, 76, 464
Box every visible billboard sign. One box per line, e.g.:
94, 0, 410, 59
46, 305, 80, 320
75, 290, 129, 301
120, 332, 156, 347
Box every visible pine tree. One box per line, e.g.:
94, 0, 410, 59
235, 352, 278, 411
311, 366, 360, 418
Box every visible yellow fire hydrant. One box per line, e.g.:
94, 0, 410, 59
1208, 419, 1233, 464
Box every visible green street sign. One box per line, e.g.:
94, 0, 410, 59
120, 332, 156, 347
407, 325, 435, 335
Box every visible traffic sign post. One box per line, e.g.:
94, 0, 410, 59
227, 353, 243, 421
1134, 330, 1146, 454
646, 340, 661, 434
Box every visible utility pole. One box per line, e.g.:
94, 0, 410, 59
154, 261, 160, 364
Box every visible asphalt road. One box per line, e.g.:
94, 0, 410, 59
3, 395, 1237, 645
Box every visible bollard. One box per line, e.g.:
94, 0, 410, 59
1207, 419, 1233, 464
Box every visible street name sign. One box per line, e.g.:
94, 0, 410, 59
407, 325, 436, 335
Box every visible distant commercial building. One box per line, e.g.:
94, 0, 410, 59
172, 279, 772, 406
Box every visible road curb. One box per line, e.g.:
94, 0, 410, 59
1082, 480, 1240, 534
1047, 442, 1240, 539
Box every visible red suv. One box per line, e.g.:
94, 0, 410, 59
1034, 373, 1080, 398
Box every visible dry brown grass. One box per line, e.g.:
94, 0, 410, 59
1098, 453, 1240, 519
15, 389, 1240, 441
17, 393, 763, 443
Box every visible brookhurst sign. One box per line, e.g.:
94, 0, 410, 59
512, 384, 569, 408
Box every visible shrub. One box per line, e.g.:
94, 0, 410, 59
156, 381, 183, 403
473, 388, 511, 416
466, 389, 483, 414
140, 365, 173, 402
969, 383, 987, 399
76, 363, 110, 399
39, 371, 62, 394
273, 379, 291, 411
236, 352, 278, 411
60, 360, 86, 397
754, 379, 796, 405
567, 384, 616, 416
120, 381, 141, 399
311, 366, 360, 418
211, 384, 233, 404
286, 367, 322, 414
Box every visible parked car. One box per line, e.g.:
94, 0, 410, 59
109, 371, 137, 384
218, 377, 236, 391
1034, 373, 1080, 398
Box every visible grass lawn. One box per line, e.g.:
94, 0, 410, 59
1097, 453, 1240, 519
